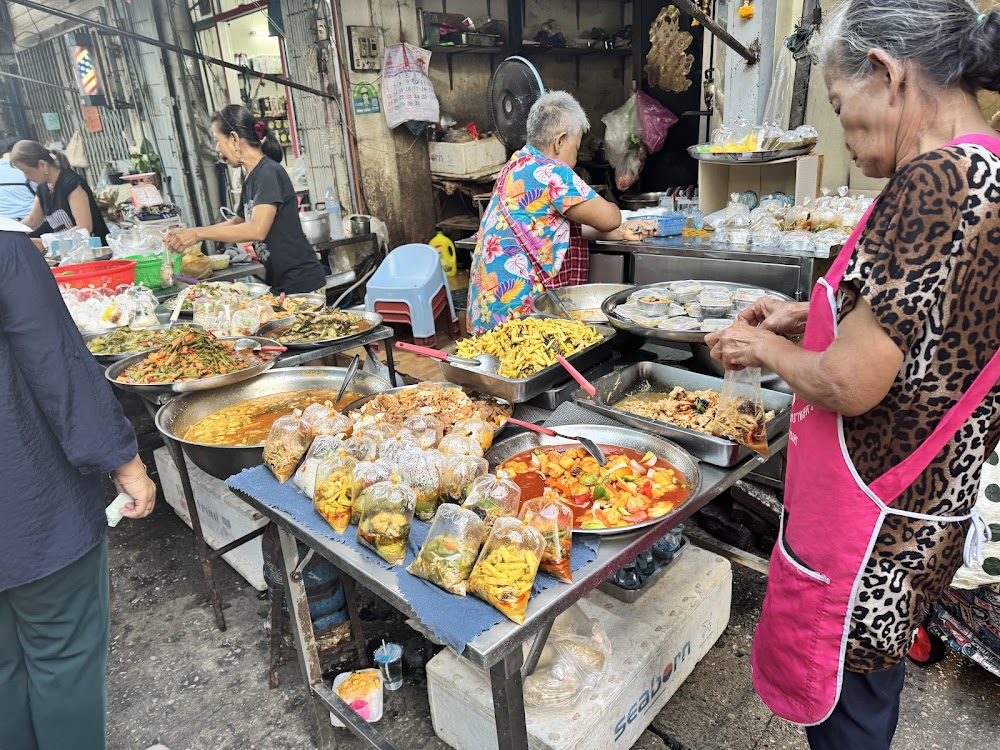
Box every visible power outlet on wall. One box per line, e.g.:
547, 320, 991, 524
347, 26, 383, 71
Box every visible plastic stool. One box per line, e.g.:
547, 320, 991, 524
364, 243, 459, 344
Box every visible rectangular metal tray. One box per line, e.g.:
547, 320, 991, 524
438, 315, 617, 403
572, 362, 793, 467
526, 354, 619, 411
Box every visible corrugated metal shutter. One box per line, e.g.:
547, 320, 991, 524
15, 34, 133, 184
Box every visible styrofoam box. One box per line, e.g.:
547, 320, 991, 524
426, 546, 732, 750
154, 446, 267, 591
698, 153, 824, 215
428, 137, 507, 179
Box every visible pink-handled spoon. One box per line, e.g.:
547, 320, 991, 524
507, 418, 607, 465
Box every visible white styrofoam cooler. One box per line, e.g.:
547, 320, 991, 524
427, 546, 732, 750
154, 447, 267, 591
428, 136, 507, 179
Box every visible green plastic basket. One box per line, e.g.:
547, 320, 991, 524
123, 252, 182, 290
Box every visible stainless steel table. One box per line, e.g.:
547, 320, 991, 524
229, 434, 787, 749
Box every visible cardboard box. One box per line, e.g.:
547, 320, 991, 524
429, 136, 507, 179
426, 546, 732, 750
698, 153, 824, 215
154, 447, 267, 591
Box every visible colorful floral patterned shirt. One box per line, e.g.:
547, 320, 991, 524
467, 146, 596, 335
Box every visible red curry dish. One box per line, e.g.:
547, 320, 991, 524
497, 445, 690, 530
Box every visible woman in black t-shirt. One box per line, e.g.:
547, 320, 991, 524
11, 141, 109, 244
165, 105, 326, 295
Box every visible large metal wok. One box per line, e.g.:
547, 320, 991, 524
155, 366, 392, 480
485, 423, 702, 536
531, 283, 632, 323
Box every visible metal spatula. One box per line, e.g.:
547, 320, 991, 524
394, 341, 502, 375
507, 418, 607, 465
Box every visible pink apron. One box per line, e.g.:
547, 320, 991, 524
751, 134, 1000, 726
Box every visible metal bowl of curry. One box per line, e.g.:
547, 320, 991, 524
155, 366, 392, 480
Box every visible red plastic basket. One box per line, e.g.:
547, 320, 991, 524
52, 260, 137, 290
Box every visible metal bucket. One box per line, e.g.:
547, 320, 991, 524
300, 210, 330, 245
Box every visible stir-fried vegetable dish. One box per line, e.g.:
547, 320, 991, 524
454, 317, 603, 379
269, 308, 372, 344
115, 328, 275, 384
87, 325, 202, 356
614, 386, 774, 441
498, 446, 690, 530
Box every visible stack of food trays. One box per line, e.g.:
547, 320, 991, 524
602, 281, 792, 343
436, 314, 617, 403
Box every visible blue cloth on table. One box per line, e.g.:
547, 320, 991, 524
227, 465, 600, 654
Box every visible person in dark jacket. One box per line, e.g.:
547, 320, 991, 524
0, 220, 156, 750
164, 104, 326, 294
11, 139, 109, 244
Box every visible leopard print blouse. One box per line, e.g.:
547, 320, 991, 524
838, 143, 1000, 673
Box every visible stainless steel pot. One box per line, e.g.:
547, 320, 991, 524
299, 210, 330, 245
619, 191, 674, 210
350, 215, 371, 236
155, 366, 392, 480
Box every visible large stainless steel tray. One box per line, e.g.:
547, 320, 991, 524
156, 366, 391, 480
687, 143, 816, 163
255, 310, 383, 350
105, 336, 281, 397
601, 281, 793, 344
532, 283, 632, 323
572, 362, 793, 467
344, 382, 513, 437
438, 315, 617, 403
485, 423, 702, 536
83, 323, 203, 365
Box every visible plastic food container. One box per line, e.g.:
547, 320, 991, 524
657, 317, 702, 331
331, 669, 383, 727
636, 292, 674, 315
669, 281, 703, 304
701, 318, 733, 332
666, 303, 688, 318
685, 303, 703, 318
734, 288, 766, 312
698, 291, 733, 318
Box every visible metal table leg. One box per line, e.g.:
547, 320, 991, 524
490, 648, 530, 750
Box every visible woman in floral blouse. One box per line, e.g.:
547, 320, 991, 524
468, 91, 651, 334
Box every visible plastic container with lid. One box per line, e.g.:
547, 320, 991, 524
698, 290, 733, 318
658, 317, 701, 331
669, 280, 703, 304
331, 669, 383, 726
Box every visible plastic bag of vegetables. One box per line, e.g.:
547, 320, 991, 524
294, 435, 347, 498
441, 454, 489, 504
519, 497, 574, 583
350, 459, 395, 525
407, 504, 486, 595
397, 446, 445, 522
463, 474, 522, 532
263, 412, 311, 483
356, 477, 417, 565
467, 517, 546, 624
313, 454, 359, 533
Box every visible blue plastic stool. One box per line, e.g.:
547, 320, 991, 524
364, 243, 459, 344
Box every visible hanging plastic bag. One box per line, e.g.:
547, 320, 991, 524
634, 90, 678, 155
601, 96, 639, 170
523, 604, 611, 710
519, 497, 574, 583
263, 412, 311, 483
467, 517, 546, 624
381, 43, 440, 129
615, 148, 646, 192
712, 367, 770, 457
407, 504, 486, 596
356, 477, 417, 565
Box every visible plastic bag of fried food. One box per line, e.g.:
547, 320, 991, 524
466, 517, 546, 624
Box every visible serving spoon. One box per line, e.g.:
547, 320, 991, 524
507, 418, 607, 466
394, 341, 503, 375
233, 338, 288, 354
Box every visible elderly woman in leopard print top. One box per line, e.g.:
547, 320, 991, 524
707, 1, 1000, 748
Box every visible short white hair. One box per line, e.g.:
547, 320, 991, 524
526, 91, 590, 149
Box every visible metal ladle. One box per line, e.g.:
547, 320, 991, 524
507, 418, 607, 466
394, 341, 502, 375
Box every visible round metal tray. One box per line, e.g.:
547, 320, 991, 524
155, 366, 392, 480
105, 335, 281, 396
532, 283, 633, 323
255, 310, 383, 350
687, 143, 816, 163
159, 281, 272, 315
83, 323, 203, 365
345, 382, 513, 437
601, 281, 794, 344
485, 423, 702, 536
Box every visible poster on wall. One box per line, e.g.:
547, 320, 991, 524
352, 82, 381, 115
42, 112, 61, 131
82, 106, 103, 133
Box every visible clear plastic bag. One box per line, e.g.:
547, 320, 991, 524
402, 415, 444, 450
313, 413, 355, 439
353, 420, 400, 444
264, 412, 311, 483
523, 604, 611, 710
601, 95, 639, 170
396, 447, 445, 522
615, 148, 645, 192
356, 478, 417, 565
342, 435, 379, 463
441, 454, 489, 504
406, 504, 486, 595
463, 474, 522, 532
450, 417, 496, 452
294, 435, 348, 499
467, 517, 546, 624
438, 434, 484, 459
713, 367, 769, 457
377, 429, 418, 467
300, 403, 332, 434
313, 454, 359, 533
519, 497, 574, 583
350, 459, 396, 525
634, 90, 678, 155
